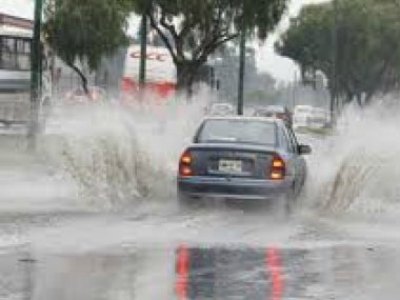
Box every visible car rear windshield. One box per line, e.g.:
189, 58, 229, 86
266, 106, 286, 113
197, 119, 276, 145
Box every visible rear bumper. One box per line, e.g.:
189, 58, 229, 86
177, 176, 292, 201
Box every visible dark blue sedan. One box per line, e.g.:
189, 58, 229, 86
177, 117, 311, 211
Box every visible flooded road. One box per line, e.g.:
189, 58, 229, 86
2, 193, 400, 300
2, 242, 400, 300
1, 101, 400, 299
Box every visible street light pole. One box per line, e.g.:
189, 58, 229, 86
237, 19, 246, 116
292, 71, 297, 110
28, 0, 43, 149
139, 13, 147, 90
330, 0, 338, 125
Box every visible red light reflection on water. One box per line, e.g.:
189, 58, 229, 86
266, 247, 285, 300
175, 245, 190, 300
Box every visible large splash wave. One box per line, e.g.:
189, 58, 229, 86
39, 91, 211, 209
306, 100, 400, 217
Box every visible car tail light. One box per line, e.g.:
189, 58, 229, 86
179, 150, 193, 177
270, 155, 285, 180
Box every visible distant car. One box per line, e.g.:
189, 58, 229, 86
64, 86, 107, 104
177, 117, 311, 212
207, 103, 235, 116
253, 105, 293, 127
293, 105, 313, 129
308, 107, 330, 129
293, 105, 330, 130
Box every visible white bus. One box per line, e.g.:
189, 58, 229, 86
121, 44, 177, 99
0, 28, 32, 93
0, 26, 53, 127
121, 44, 217, 100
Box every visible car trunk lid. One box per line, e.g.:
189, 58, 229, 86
186, 143, 277, 179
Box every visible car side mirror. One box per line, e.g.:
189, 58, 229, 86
298, 144, 312, 155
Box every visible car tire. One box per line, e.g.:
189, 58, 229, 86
271, 197, 288, 219
273, 191, 295, 219
286, 185, 298, 214
285, 195, 294, 216
178, 193, 198, 211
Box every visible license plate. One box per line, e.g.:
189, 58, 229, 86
218, 159, 243, 173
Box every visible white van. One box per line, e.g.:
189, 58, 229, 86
308, 107, 329, 129
293, 105, 313, 129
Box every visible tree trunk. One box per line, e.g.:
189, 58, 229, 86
329, 89, 336, 126
176, 61, 200, 96
355, 93, 363, 107
364, 93, 374, 106
68, 63, 89, 95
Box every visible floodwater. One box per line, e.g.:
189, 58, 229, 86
1, 96, 400, 299
3, 244, 400, 300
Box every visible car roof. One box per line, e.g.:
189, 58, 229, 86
211, 102, 233, 107
202, 115, 283, 125
264, 105, 287, 112
294, 105, 313, 110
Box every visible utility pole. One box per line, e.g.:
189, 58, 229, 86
330, 0, 338, 125
237, 17, 246, 115
292, 71, 297, 110
139, 13, 147, 90
28, 0, 43, 149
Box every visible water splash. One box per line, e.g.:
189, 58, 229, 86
306, 100, 400, 217
39, 90, 212, 209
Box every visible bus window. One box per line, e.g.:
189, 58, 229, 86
16, 39, 31, 70
0, 37, 15, 69
0, 36, 31, 71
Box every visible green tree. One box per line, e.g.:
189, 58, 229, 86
134, 0, 287, 93
44, 0, 133, 94
276, 0, 400, 108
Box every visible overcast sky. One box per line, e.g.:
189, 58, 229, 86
1, 0, 329, 81
256, 0, 330, 81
